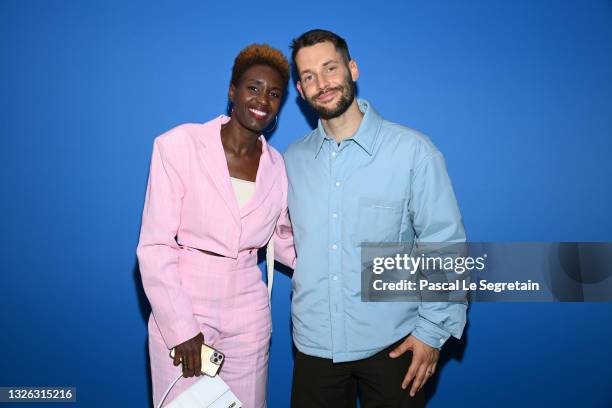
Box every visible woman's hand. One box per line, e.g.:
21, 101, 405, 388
172, 332, 204, 377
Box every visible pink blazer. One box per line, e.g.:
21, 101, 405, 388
136, 115, 295, 348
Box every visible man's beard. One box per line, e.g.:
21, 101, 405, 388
307, 75, 356, 120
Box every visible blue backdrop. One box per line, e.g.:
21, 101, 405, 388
1, 1, 611, 407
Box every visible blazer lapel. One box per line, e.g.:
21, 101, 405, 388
198, 115, 241, 228
241, 135, 278, 218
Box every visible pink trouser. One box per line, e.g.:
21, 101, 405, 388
148, 247, 271, 407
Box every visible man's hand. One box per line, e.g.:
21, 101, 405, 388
172, 332, 204, 378
389, 335, 439, 397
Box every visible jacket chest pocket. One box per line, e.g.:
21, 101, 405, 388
357, 197, 405, 244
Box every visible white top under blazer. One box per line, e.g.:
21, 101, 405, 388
230, 177, 274, 301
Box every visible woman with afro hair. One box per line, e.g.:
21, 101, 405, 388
137, 44, 296, 407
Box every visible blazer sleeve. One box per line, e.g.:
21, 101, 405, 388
136, 137, 200, 349
273, 162, 296, 269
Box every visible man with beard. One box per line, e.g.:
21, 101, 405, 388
284, 29, 467, 407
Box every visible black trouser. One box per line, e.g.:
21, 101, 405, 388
291, 340, 426, 408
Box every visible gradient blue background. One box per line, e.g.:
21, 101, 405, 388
1, 1, 611, 406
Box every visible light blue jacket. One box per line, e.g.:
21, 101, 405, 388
284, 99, 467, 362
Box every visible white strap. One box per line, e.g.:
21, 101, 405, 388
266, 238, 274, 302
157, 372, 183, 408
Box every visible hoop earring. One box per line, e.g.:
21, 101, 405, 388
265, 115, 278, 134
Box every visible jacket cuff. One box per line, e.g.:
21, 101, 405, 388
411, 316, 451, 349
159, 316, 201, 349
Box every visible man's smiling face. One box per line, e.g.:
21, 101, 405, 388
295, 41, 359, 120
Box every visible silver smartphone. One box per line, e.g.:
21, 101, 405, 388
170, 344, 225, 377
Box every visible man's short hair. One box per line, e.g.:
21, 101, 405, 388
290, 29, 352, 67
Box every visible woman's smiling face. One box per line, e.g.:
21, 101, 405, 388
229, 64, 284, 133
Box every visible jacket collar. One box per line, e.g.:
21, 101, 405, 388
311, 99, 381, 158
198, 115, 278, 227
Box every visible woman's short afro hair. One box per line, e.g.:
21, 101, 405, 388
230, 43, 290, 90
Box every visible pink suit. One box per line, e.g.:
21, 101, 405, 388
136, 115, 295, 407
